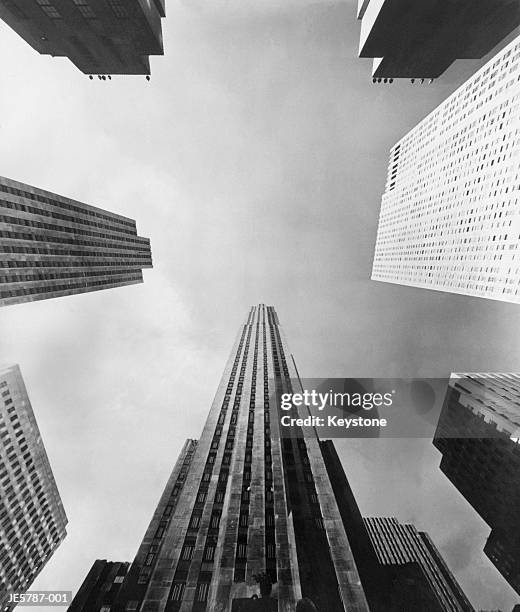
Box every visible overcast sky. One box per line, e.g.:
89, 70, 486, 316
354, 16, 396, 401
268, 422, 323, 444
0, 1, 519, 609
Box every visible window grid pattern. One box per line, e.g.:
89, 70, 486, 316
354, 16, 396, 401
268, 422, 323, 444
35, 0, 61, 19
0, 366, 67, 611
0, 177, 152, 307
372, 33, 520, 303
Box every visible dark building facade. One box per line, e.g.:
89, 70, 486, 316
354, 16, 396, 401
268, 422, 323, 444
433, 374, 520, 596
318, 440, 386, 611
357, 0, 520, 79
364, 517, 474, 612
69, 560, 129, 611
73, 305, 371, 612
0, 0, 165, 75
0, 365, 67, 611
0, 175, 152, 307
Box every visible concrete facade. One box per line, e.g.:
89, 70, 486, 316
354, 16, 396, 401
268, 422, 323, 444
0, 365, 67, 611
0, 0, 165, 75
0, 175, 152, 307
68, 560, 129, 611
372, 32, 520, 302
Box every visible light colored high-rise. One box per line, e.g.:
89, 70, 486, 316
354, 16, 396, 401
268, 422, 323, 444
371, 32, 520, 303
0, 365, 67, 611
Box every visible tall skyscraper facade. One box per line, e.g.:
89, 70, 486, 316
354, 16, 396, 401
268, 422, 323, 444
69, 560, 129, 611
364, 517, 474, 612
0, 365, 67, 611
74, 305, 371, 612
433, 373, 520, 596
0, 175, 152, 307
357, 0, 520, 79
371, 32, 520, 303
0, 0, 165, 75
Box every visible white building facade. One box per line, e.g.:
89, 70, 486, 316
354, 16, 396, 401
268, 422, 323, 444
372, 33, 520, 303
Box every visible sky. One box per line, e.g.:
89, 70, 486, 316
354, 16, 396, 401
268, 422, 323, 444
0, 0, 519, 609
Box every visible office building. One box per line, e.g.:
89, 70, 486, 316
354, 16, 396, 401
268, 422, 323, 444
433, 373, 520, 596
69, 560, 129, 611
74, 305, 371, 612
0, 175, 152, 307
357, 0, 520, 79
364, 517, 474, 612
371, 32, 520, 303
0, 365, 68, 611
0, 0, 165, 75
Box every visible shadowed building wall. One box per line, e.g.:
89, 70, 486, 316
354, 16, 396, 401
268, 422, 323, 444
364, 517, 474, 612
68, 560, 129, 611
0, 0, 165, 75
357, 0, 520, 78
433, 374, 520, 596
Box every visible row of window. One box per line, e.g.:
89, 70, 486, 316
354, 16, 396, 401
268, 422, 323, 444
0, 184, 135, 230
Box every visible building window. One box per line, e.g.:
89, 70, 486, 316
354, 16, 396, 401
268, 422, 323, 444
210, 512, 221, 529
163, 504, 173, 517
107, 0, 127, 18
189, 514, 201, 530
72, 0, 96, 18
181, 544, 194, 561
145, 553, 154, 566
204, 545, 215, 561
236, 543, 247, 559
239, 513, 248, 528
196, 582, 210, 602
35, 0, 62, 19
170, 582, 185, 601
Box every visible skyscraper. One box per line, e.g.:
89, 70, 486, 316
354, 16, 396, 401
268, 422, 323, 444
371, 31, 520, 303
0, 175, 152, 307
357, 0, 520, 79
0, 364, 67, 611
364, 517, 475, 612
73, 305, 371, 612
68, 560, 129, 611
433, 373, 520, 596
0, 0, 165, 76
